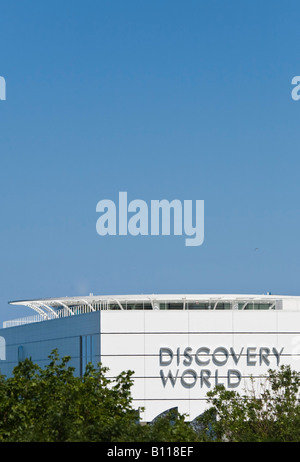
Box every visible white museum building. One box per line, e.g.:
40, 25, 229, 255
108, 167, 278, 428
1, 293, 300, 422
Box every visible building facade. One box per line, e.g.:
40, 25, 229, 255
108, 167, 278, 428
1, 293, 300, 422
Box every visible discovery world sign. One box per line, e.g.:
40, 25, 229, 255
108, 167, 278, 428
159, 345, 284, 389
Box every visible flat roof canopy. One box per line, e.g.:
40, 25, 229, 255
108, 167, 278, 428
10, 293, 295, 304
8, 293, 298, 316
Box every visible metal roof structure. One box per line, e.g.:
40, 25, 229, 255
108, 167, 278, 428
8, 293, 297, 313
4, 293, 300, 328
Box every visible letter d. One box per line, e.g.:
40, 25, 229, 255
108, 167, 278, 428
159, 347, 174, 366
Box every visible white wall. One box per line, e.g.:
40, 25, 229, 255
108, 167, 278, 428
100, 310, 300, 421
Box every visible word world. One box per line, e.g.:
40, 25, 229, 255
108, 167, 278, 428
96, 192, 204, 247
159, 346, 284, 389
0, 77, 6, 100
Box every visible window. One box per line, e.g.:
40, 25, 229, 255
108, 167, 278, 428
166, 303, 184, 310
126, 304, 144, 310
241, 303, 273, 310
215, 303, 231, 310
188, 302, 210, 310
80, 335, 96, 375
18, 346, 24, 363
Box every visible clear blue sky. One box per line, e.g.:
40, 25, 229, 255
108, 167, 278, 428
1, 0, 300, 323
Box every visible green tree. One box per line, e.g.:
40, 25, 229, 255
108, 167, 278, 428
130, 408, 201, 443
205, 365, 300, 442
0, 350, 203, 442
3, 351, 300, 442
0, 350, 139, 442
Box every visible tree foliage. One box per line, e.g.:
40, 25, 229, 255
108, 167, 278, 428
1, 351, 300, 442
205, 365, 300, 442
0, 350, 199, 442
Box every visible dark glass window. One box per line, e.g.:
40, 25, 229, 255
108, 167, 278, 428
166, 303, 184, 310
18, 346, 24, 363
80, 335, 96, 375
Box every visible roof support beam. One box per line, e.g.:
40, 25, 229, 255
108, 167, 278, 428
39, 303, 59, 318
112, 299, 124, 310
79, 299, 96, 312
25, 303, 49, 319
53, 300, 74, 315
